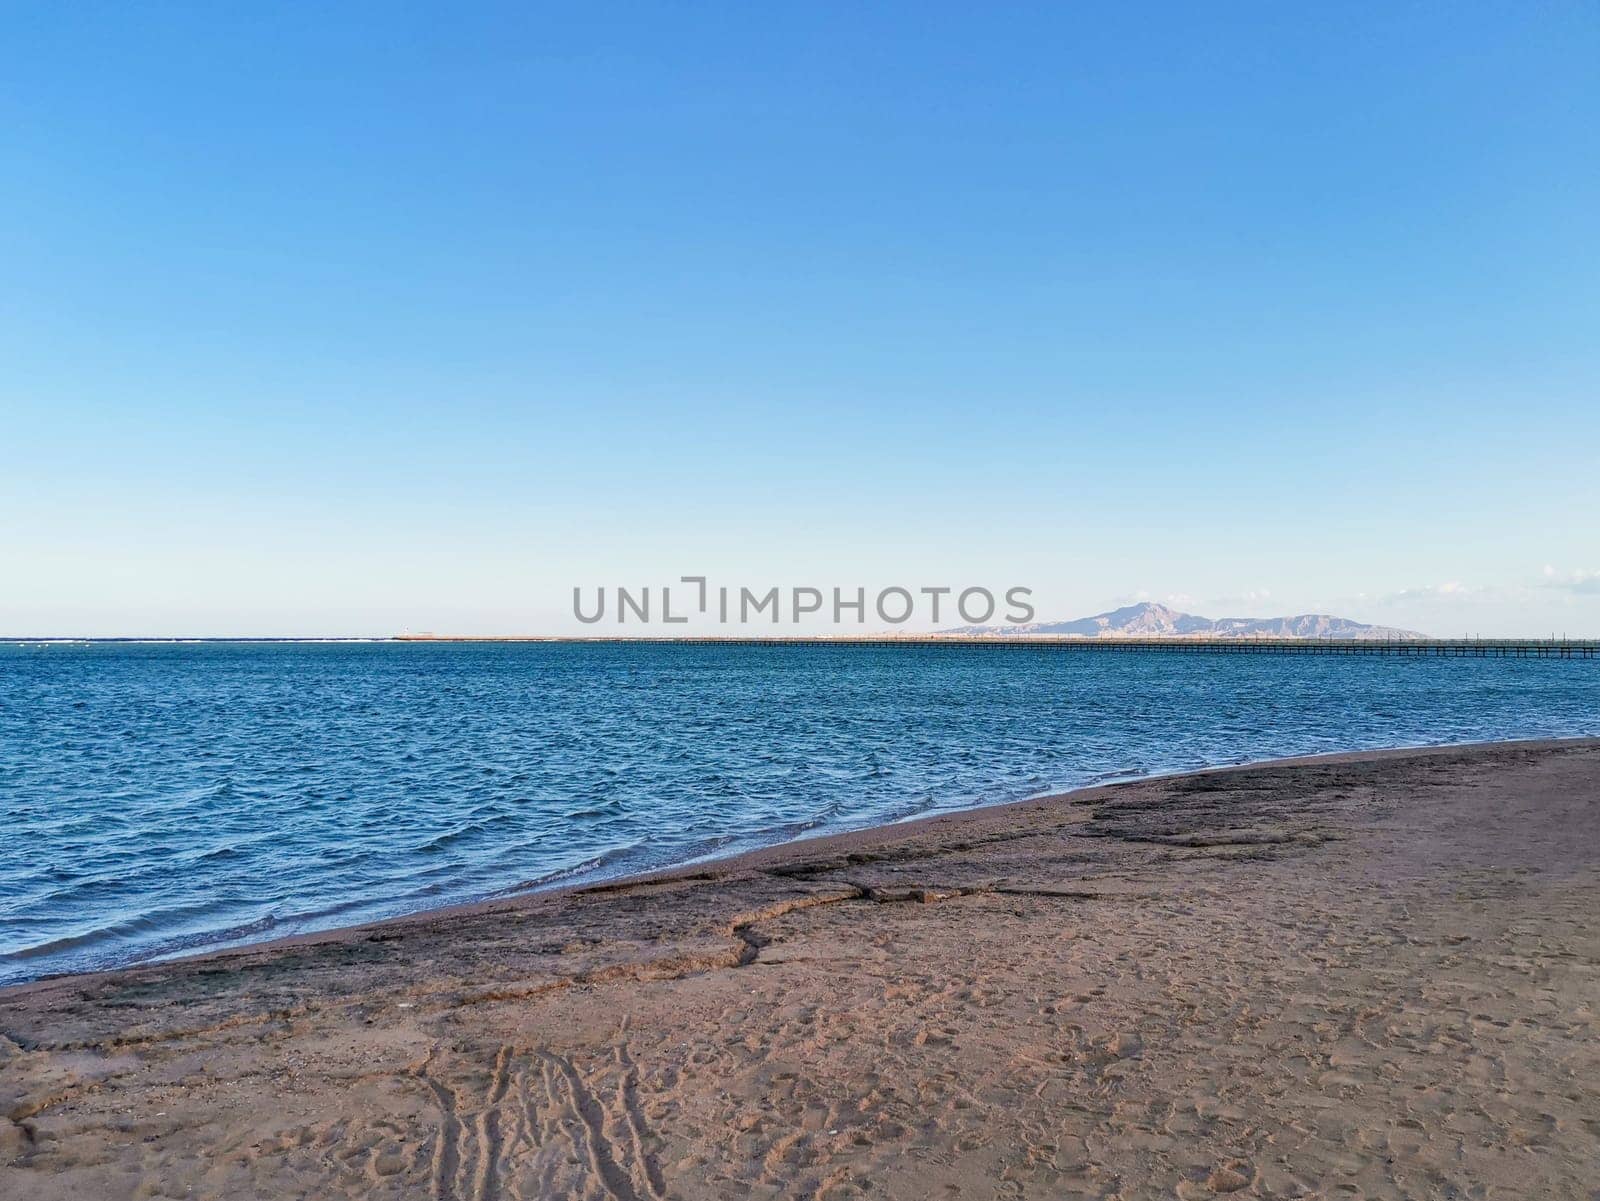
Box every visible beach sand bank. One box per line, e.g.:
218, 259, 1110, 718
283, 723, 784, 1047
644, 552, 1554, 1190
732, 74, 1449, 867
3, 740, 1598, 1199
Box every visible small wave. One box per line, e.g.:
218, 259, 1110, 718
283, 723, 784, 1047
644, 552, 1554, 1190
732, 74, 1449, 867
484, 841, 653, 898
1, 903, 278, 965
561, 798, 625, 820
410, 813, 515, 855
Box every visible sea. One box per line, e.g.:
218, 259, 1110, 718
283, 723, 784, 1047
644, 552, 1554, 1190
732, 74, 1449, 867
3, 640, 1597, 985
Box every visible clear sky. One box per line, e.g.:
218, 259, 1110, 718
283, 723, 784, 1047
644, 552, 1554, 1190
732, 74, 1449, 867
3, 3, 1597, 636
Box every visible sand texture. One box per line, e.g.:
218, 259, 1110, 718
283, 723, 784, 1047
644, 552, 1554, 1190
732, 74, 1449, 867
3, 740, 1599, 1199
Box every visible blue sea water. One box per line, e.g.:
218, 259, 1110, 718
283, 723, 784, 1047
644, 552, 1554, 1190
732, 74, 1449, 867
2, 641, 1597, 985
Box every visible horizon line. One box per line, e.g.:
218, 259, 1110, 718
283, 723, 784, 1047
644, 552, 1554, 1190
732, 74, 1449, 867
8, 633, 1600, 649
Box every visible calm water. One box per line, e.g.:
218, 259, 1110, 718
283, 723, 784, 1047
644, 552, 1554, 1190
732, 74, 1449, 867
2, 642, 1597, 984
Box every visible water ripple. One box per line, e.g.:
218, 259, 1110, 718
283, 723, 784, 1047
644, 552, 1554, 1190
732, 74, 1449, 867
1, 641, 1597, 984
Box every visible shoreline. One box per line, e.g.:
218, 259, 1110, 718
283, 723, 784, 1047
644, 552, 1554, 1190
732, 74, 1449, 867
5, 738, 1599, 1198
7, 735, 1595, 993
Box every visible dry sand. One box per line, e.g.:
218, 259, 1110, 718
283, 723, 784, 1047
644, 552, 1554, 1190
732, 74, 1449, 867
3, 740, 1598, 1200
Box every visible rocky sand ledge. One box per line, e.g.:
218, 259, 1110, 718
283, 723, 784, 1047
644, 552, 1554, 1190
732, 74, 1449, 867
3, 740, 1598, 1199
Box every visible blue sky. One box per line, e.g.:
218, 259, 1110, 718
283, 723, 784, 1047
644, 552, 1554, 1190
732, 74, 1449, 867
3, 3, 1597, 636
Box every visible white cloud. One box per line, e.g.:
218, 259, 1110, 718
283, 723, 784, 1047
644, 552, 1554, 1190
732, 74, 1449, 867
1367, 568, 1600, 608
1212, 588, 1272, 606
1375, 582, 1481, 604
1541, 568, 1600, 596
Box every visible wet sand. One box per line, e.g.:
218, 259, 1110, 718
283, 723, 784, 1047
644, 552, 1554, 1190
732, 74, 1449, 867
3, 739, 1598, 1199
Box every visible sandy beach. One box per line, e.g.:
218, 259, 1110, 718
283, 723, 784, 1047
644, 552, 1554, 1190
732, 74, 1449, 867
3, 739, 1598, 1199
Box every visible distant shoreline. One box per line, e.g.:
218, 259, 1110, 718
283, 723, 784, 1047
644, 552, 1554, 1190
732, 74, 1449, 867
8, 634, 1597, 655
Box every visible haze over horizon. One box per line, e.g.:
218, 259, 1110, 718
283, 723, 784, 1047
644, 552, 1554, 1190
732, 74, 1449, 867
4, 4, 1598, 638
2, 596, 1585, 643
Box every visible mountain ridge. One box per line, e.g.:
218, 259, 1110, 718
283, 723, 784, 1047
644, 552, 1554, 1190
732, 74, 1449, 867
943, 601, 1426, 640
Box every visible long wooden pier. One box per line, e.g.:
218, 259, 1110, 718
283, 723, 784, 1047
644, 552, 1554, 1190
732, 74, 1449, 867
400, 635, 1600, 658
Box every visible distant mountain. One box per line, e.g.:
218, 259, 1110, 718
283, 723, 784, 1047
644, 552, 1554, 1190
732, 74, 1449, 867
942, 602, 1426, 640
